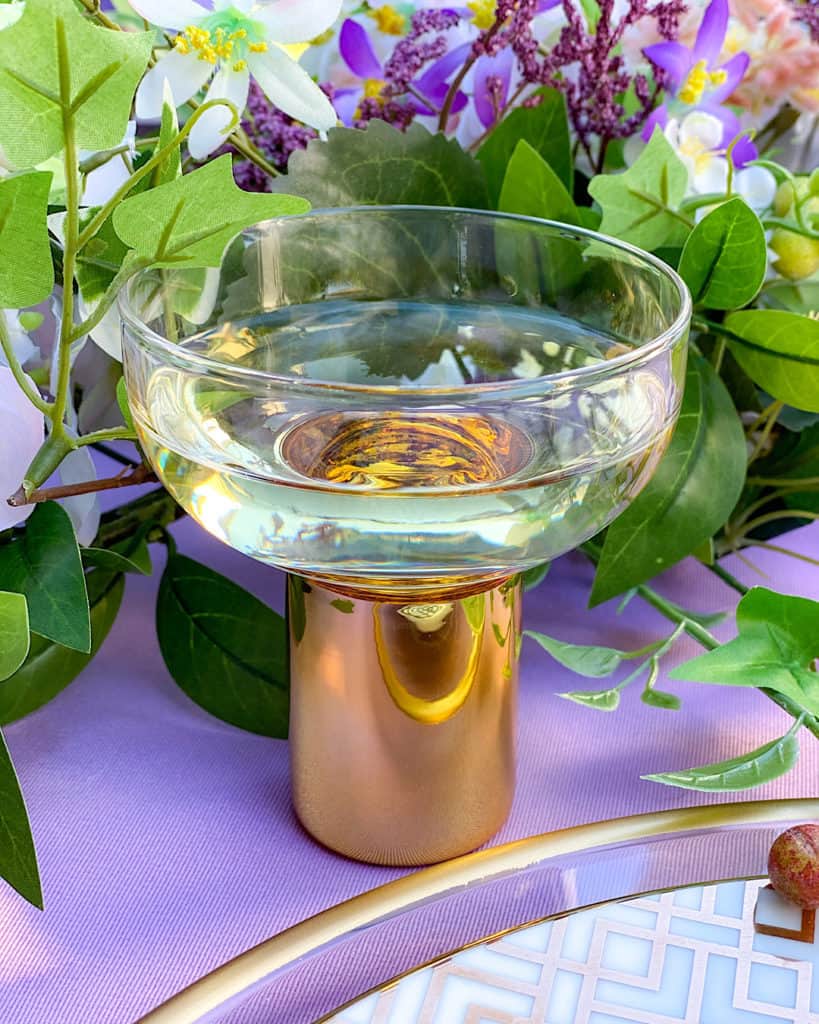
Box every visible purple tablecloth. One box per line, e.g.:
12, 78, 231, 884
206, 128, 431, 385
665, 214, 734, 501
2, 507, 818, 1024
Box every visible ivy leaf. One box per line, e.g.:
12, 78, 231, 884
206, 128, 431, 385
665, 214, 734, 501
591, 356, 747, 605
725, 310, 819, 412
113, 154, 310, 269
678, 197, 767, 310
477, 88, 572, 203
644, 721, 800, 791
499, 140, 579, 223
525, 629, 645, 677
0, 570, 123, 725
0, 0, 152, 167
0, 172, 53, 307
0, 728, 41, 908
558, 687, 621, 711
0, 502, 90, 652
75, 207, 130, 306
588, 129, 689, 250
156, 553, 289, 737
669, 587, 819, 716
270, 120, 489, 208
0, 593, 29, 682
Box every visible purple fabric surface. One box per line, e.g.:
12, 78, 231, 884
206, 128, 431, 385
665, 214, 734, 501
1, 508, 818, 1024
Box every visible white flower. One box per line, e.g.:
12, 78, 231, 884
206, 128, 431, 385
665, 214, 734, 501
664, 111, 777, 212
0, 1, 24, 31
132, 0, 342, 159
0, 366, 45, 530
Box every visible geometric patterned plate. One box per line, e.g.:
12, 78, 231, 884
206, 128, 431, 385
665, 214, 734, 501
133, 801, 819, 1024
327, 880, 819, 1023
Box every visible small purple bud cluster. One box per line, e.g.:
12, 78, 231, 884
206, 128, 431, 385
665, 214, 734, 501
476, 0, 685, 167
794, 0, 819, 43
226, 81, 325, 191
382, 8, 463, 93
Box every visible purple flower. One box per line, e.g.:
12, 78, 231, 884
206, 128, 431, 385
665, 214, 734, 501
335, 15, 467, 128
644, 0, 748, 114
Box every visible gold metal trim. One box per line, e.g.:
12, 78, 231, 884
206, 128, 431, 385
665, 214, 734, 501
134, 798, 819, 1024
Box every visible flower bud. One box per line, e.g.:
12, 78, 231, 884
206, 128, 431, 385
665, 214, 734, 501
774, 181, 795, 217
770, 228, 819, 281
769, 824, 819, 909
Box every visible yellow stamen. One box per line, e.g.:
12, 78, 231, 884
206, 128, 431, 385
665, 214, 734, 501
233, 59, 247, 71
363, 77, 386, 100
248, 41, 268, 52
709, 68, 727, 86
173, 34, 190, 53
309, 28, 334, 46
369, 4, 405, 34
467, 0, 496, 30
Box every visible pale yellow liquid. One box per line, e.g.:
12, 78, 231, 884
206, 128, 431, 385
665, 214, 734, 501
133, 302, 673, 596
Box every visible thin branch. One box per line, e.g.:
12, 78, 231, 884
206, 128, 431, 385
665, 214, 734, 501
8, 464, 155, 507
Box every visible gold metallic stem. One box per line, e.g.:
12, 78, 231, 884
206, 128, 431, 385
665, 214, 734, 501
288, 576, 522, 866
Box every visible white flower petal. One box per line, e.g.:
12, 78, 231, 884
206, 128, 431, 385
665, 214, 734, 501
128, 0, 206, 30
135, 50, 213, 121
735, 166, 777, 213
187, 66, 250, 160
248, 47, 337, 131
0, 366, 45, 529
692, 154, 729, 195
663, 117, 681, 151
679, 111, 724, 153
254, 0, 342, 43
58, 446, 100, 547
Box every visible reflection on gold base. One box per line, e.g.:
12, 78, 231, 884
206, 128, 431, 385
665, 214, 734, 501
288, 575, 521, 866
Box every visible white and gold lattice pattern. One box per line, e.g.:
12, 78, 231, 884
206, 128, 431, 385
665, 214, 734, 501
329, 880, 819, 1023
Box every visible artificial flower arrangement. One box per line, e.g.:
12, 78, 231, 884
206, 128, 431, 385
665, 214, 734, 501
2, 0, 819, 908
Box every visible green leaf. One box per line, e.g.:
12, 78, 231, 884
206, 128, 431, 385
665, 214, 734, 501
522, 562, 550, 591
0, 172, 53, 307
499, 141, 578, 224
725, 310, 819, 412
641, 687, 681, 710
0, 569, 123, 725
0, 593, 29, 682
116, 376, 135, 433
644, 723, 800, 791
82, 543, 150, 576
330, 598, 354, 614
153, 81, 181, 187
0, 0, 152, 167
0, 728, 41, 908
477, 89, 572, 203
669, 586, 819, 716
525, 629, 631, 677
588, 129, 689, 250
270, 120, 490, 208
558, 687, 621, 711
156, 553, 289, 737
113, 155, 310, 269
0, 502, 90, 652
678, 198, 767, 310
75, 207, 130, 305
591, 356, 747, 605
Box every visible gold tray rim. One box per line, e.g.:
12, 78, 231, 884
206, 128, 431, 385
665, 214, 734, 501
135, 798, 819, 1024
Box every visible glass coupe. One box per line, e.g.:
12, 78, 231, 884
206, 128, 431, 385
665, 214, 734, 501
120, 207, 691, 865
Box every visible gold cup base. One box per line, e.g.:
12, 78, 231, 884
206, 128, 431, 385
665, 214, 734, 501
288, 575, 521, 866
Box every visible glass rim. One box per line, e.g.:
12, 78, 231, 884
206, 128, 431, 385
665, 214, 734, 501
118, 205, 692, 397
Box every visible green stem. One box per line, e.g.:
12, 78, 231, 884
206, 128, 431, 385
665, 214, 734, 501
0, 312, 51, 414
706, 561, 749, 596
76, 99, 239, 252
51, 16, 79, 433
74, 427, 137, 447
70, 257, 149, 343
95, 488, 182, 548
